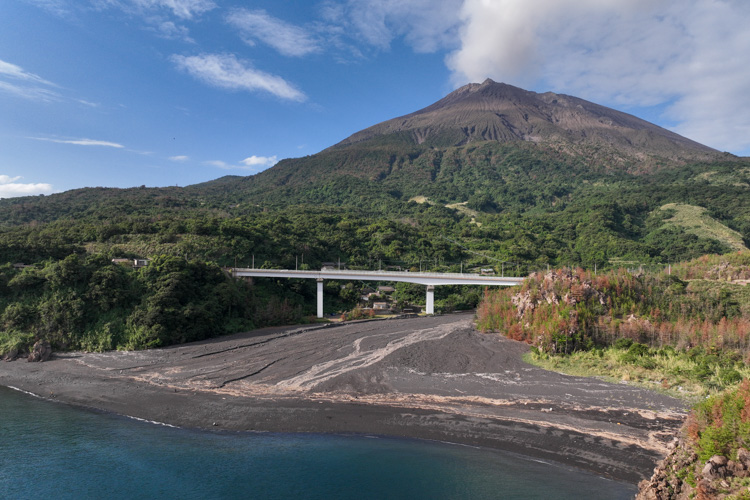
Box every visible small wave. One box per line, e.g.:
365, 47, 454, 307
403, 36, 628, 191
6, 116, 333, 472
123, 414, 179, 428
7, 386, 43, 398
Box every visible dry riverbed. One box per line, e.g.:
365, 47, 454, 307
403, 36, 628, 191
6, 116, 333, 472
0, 313, 686, 483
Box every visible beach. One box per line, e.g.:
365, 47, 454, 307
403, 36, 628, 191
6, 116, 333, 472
0, 313, 686, 483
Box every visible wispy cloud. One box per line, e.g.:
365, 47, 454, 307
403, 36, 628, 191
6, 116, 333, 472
326, 0, 462, 53
0, 59, 61, 102
88, 0, 215, 42
171, 53, 306, 102
227, 9, 321, 57
96, 0, 216, 20
0, 59, 57, 86
151, 20, 194, 42
0, 58, 99, 107
169, 155, 189, 161
31, 137, 126, 148
203, 160, 227, 168
76, 99, 100, 107
21, 0, 72, 17
0, 174, 54, 199
0, 81, 60, 102
141, 0, 216, 20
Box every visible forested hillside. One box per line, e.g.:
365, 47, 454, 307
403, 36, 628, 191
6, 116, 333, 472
1, 80, 749, 357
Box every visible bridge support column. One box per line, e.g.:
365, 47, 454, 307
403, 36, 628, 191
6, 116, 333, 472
317, 278, 324, 318
425, 285, 435, 315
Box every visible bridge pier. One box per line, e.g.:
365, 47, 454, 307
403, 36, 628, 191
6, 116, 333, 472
317, 278, 324, 318
426, 285, 435, 315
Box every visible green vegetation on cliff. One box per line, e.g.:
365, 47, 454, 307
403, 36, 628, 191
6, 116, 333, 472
476, 252, 750, 397
0, 255, 315, 356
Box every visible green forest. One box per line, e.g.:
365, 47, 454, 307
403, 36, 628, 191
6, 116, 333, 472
1, 139, 749, 359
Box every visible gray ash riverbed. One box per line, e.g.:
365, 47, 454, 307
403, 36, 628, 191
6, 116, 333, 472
0, 313, 686, 484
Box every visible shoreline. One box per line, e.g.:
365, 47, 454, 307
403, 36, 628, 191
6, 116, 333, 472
0, 314, 686, 484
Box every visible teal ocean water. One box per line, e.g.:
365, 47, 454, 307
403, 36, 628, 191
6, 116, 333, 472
0, 386, 636, 499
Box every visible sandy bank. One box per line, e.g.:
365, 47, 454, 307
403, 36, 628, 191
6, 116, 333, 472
0, 314, 686, 483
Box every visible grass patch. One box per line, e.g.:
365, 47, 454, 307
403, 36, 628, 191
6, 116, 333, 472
408, 196, 433, 204
660, 203, 748, 252
445, 201, 479, 218
0, 330, 35, 358
694, 167, 750, 188
525, 343, 750, 401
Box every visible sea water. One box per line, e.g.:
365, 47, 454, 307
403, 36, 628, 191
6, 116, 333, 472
0, 386, 636, 499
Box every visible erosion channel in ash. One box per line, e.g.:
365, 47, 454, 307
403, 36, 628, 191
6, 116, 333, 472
0, 313, 686, 483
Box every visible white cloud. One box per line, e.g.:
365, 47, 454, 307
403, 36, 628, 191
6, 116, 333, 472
241, 155, 278, 168
169, 155, 189, 161
0, 175, 54, 199
204, 156, 278, 172
227, 9, 321, 57
171, 53, 306, 102
441, 0, 750, 152
318, 0, 750, 153
31, 137, 125, 148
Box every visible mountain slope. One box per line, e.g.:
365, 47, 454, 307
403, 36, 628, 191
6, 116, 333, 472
210, 79, 729, 209
334, 79, 719, 163
0, 80, 747, 269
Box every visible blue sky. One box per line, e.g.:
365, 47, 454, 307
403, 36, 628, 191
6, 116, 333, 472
2, 0, 749, 198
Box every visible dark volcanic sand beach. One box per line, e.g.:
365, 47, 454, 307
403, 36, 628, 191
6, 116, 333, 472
0, 313, 686, 483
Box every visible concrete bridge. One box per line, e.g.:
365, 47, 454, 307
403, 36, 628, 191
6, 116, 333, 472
230, 268, 524, 317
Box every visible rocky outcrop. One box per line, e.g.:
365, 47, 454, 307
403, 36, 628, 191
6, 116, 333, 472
636, 438, 695, 500
27, 340, 52, 362
637, 442, 750, 499
510, 269, 606, 319
2, 347, 19, 361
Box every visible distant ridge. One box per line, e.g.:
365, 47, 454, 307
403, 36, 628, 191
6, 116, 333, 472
0, 79, 743, 228
334, 79, 718, 162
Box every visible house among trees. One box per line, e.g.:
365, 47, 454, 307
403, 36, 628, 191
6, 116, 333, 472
111, 258, 151, 269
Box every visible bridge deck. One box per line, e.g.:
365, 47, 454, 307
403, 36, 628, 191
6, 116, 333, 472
231, 268, 524, 286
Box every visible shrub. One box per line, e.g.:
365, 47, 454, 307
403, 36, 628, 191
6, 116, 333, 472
628, 342, 650, 357
614, 338, 634, 350
690, 380, 750, 461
